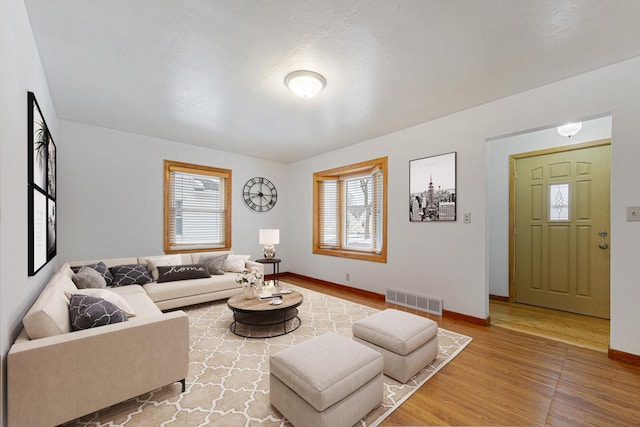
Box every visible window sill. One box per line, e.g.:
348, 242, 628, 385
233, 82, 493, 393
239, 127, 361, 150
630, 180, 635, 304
313, 248, 387, 263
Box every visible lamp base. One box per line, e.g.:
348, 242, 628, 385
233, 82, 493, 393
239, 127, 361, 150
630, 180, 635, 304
263, 244, 276, 259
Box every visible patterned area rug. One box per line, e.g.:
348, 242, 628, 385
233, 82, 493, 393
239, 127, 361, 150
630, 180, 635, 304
67, 284, 472, 427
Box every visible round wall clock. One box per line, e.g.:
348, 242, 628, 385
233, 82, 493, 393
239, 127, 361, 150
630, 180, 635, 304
243, 177, 277, 212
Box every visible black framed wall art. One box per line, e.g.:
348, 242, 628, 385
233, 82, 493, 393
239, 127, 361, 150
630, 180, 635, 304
409, 152, 456, 222
28, 91, 56, 275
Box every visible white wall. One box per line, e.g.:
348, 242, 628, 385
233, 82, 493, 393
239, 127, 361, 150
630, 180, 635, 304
487, 116, 612, 297
288, 113, 487, 319
288, 57, 640, 356
58, 120, 290, 268
0, 0, 59, 422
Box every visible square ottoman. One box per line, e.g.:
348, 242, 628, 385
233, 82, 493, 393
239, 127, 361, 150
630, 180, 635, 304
353, 309, 438, 383
270, 332, 383, 427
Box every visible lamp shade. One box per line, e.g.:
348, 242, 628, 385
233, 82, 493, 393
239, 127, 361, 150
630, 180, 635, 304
259, 229, 280, 245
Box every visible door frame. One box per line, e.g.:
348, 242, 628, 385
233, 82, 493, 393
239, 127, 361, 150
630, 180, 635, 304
508, 139, 611, 302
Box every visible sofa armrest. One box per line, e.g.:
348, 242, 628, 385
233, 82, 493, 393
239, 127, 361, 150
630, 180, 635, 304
8, 311, 189, 427
245, 260, 264, 274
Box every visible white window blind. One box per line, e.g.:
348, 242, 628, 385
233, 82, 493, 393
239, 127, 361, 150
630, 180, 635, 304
166, 162, 230, 251
317, 178, 340, 249
344, 168, 383, 253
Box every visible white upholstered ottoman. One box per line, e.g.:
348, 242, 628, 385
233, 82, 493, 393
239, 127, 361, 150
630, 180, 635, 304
270, 332, 383, 427
352, 309, 438, 383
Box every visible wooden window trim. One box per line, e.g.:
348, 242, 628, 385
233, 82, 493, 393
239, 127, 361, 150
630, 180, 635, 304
164, 160, 232, 254
313, 157, 387, 263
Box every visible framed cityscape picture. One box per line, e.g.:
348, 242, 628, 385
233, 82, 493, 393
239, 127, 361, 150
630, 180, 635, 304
28, 91, 57, 275
409, 152, 456, 222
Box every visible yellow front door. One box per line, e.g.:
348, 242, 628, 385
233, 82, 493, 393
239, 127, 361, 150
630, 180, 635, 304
513, 141, 610, 318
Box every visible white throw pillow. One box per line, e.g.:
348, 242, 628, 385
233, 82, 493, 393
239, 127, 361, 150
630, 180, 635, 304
224, 255, 250, 273
64, 289, 137, 318
141, 255, 182, 281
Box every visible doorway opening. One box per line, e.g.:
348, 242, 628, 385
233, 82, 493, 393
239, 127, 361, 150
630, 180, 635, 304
486, 115, 612, 351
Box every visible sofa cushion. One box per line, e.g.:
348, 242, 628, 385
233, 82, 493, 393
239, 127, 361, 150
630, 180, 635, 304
109, 264, 153, 287
22, 286, 72, 339
224, 255, 250, 273
199, 254, 228, 275
70, 261, 113, 285
69, 294, 127, 331
138, 255, 182, 281
64, 289, 136, 317
72, 266, 107, 289
110, 285, 163, 317
156, 264, 210, 283
45, 269, 79, 294
143, 274, 238, 303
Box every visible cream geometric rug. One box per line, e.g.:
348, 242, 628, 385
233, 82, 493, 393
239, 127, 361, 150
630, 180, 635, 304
66, 284, 472, 426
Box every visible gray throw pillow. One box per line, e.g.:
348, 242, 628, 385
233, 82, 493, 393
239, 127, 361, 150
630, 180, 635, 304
69, 294, 127, 331
71, 262, 114, 285
109, 264, 153, 287
199, 254, 228, 275
72, 266, 107, 289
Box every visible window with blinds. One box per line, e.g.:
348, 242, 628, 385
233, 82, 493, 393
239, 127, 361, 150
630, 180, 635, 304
313, 157, 387, 263
164, 160, 231, 253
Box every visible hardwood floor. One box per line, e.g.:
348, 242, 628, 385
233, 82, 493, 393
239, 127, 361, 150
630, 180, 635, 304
490, 300, 610, 353
283, 275, 640, 427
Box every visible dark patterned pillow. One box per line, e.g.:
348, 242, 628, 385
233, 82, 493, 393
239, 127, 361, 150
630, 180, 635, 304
109, 264, 153, 287
199, 254, 228, 275
156, 264, 210, 283
69, 294, 127, 331
71, 262, 113, 285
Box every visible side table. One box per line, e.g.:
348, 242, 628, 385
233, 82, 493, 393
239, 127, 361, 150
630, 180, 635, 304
256, 258, 281, 285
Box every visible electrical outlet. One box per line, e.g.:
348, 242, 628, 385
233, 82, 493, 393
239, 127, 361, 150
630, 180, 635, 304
463, 213, 471, 224
627, 206, 640, 222
345, 273, 350, 281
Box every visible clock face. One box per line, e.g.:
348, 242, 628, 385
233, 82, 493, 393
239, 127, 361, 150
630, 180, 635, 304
243, 177, 277, 212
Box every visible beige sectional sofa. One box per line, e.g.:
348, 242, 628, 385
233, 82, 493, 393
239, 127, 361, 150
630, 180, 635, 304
69, 251, 264, 310
8, 251, 261, 427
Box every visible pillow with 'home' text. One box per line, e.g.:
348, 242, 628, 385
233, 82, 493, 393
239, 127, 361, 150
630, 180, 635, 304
156, 264, 210, 283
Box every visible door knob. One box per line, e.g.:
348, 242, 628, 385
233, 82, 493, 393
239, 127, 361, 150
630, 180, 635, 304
599, 230, 608, 237
598, 242, 609, 249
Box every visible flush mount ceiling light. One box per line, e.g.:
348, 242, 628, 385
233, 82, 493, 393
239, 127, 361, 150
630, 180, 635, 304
557, 122, 582, 137
284, 70, 326, 98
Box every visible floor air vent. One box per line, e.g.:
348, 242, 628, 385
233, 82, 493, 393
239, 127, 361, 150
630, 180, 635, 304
386, 288, 443, 315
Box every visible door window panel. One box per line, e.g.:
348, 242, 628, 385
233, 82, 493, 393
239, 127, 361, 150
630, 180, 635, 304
549, 183, 569, 221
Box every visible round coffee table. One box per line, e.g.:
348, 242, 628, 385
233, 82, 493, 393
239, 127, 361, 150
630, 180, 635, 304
227, 291, 303, 338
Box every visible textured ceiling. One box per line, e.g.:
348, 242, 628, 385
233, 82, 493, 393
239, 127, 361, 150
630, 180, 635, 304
25, 0, 640, 163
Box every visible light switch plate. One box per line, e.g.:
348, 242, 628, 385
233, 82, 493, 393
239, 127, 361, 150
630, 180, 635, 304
627, 206, 640, 222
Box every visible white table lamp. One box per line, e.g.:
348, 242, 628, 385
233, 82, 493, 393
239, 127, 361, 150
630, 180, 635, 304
259, 229, 280, 259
